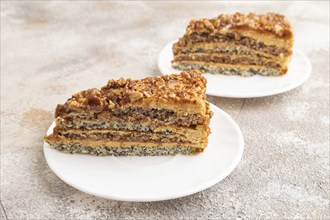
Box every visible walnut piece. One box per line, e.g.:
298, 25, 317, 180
129, 91, 143, 102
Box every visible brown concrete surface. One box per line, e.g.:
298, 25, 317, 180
1, 1, 329, 219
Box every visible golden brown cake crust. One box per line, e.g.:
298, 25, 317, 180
55, 70, 207, 118
186, 12, 293, 38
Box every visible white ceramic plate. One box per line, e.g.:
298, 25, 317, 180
43, 104, 244, 202
158, 40, 312, 98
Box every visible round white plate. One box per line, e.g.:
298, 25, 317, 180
43, 104, 244, 202
158, 40, 312, 98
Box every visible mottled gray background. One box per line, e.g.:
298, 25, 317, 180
1, 1, 329, 219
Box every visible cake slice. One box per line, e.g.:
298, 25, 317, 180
172, 12, 294, 76
44, 70, 213, 156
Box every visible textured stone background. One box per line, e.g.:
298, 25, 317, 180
1, 1, 329, 219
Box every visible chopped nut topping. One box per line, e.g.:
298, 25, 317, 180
54, 70, 207, 117
186, 12, 293, 38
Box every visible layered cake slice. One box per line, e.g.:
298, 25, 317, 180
172, 12, 294, 76
44, 70, 213, 156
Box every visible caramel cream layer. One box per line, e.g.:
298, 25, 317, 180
54, 128, 204, 144
173, 53, 287, 69
55, 118, 210, 138
177, 31, 292, 56
177, 36, 292, 56
173, 42, 292, 59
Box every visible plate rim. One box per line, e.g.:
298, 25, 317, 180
43, 103, 244, 202
157, 40, 312, 98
